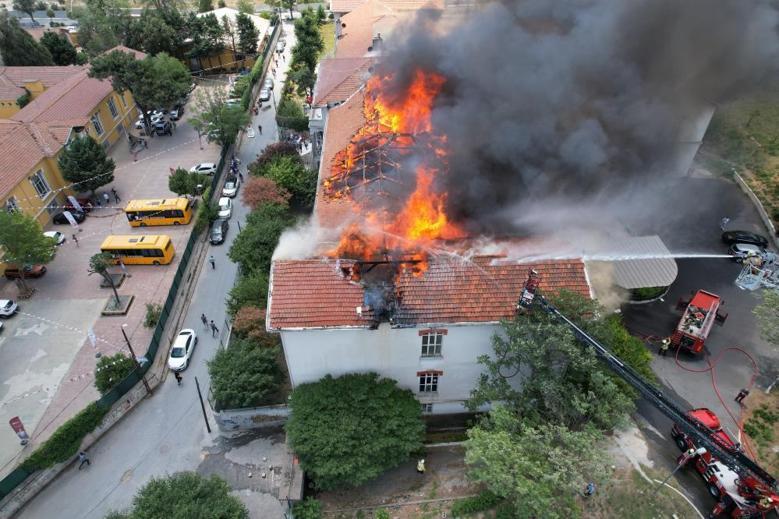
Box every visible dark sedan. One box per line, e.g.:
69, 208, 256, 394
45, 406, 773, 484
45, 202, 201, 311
52, 210, 86, 225
721, 230, 769, 248
209, 218, 229, 245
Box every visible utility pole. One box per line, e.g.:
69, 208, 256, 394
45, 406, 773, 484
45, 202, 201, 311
195, 377, 212, 433
121, 324, 152, 395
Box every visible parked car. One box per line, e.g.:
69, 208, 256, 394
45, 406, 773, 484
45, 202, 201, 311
263, 78, 274, 90
43, 231, 65, 245
190, 163, 217, 175
729, 242, 765, 261
217, 197, 233, 219
170, 104, 185, 120
52, 210, 85, 225
721, 230, 769, 248
153, 120, 173, 136
225, 98, 242, 108
222, 178, 240, 198
64, 197, 93, 213
5, 265, 46, 280
134, 113, 163, 129
167, 329, 197, 371
276, 40, 285, 53
259, 89, 271, 102
209, 218, 229, 245
0, 299, 18, 318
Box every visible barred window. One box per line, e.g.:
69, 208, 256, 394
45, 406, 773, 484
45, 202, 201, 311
418, 372, 439, 393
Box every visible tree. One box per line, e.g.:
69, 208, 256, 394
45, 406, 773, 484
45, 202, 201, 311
242, 177, 290, 210
108, 472, 248, 518
465, 405, 606, 519
0, 13, 54, 65
190, 88, 250, 148
168, 167, 206, 196
226, 270, 269, 317
124, 9, 183, 57
292, 498, 322, 519
281, 0, 296, 19
287, 373, 425, 490
0, 211, 55, 294
90, 51, 191, 133
71, 0, 129, 56
316, 4, 325, 24
207, 339, 281, 410
198, 0, 213, 13
221, 15, 236, 56
262, 155, 316, 209
468, 312, 633, 432
232, 306, 279, 346
13, 0, 36, 21
94, 353, 136, 394
88, 252, 120, 306
57, 135, 116, 195
194, 187, 219, 233
236, 0, 253, 14
754, 289, 779, 348
235, 11, 258, 55
249, 141, 298, 173
228, 203, 293, 275
40, 31, 78, 65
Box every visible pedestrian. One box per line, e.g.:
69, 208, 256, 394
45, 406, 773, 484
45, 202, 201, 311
258, 124, 262, 135
416, 458, 425, 474
78, 451, 90, 470
659, 337, 670, 357
238, 171, 244, 182
210, 320, 219, 337
103, 192, 110, 206
72, 234, 79, 247
735, 388, 750, 404
95, 196, 102, 208
201, 313, 208, 327
112, 188, 121, 203
720, 217, 731, 231
209, 255, 215, 270
174, 371, 182, 386
583, 482, 596, 497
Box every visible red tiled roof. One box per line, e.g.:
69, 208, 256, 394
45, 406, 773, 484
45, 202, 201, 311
268, 256, 590, 329
313, 90, 366, 228
12, 69, 113, 124
313, 57, 373, 106
104, 45, 147, 60
0, 65, 85, 100
0, 120, 71, 198
331, 0, 442, 14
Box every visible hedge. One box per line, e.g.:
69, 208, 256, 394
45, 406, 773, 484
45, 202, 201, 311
21, 402, 110, 471
450, 491, 503, 517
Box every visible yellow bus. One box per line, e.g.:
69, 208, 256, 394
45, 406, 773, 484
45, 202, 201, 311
125, 198, 193, 227
100, 235, 175, 265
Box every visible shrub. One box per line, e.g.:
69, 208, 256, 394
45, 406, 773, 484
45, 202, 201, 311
374, 509, 390, 519
228, 203, 294, 275
249, 141, 299, 174
630, 286, 667, 301
226, 270, 269, 317
450, 491, 502, 517
291, 498, 322, 519
275, 97, 309, 131
207, 339, 282, 410
242, 176, 291, 210
94, 353, 137, 395
144, 302, 162, 328
194, 187, 218, 233
21, 402, 109, 471
232, 306, 279, 347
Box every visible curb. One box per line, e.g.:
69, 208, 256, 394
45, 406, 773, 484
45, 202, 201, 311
732, 171, 779, 249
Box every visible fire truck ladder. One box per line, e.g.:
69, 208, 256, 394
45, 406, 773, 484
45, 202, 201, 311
535, 295, 778, 491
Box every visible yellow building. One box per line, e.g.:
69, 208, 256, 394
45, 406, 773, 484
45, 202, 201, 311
0, 52, 143, 228
0, 66, 86, 118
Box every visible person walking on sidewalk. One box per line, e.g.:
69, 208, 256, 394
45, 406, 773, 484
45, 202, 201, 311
201, 313, 208, 327
72, 234, 79, 247
258, 124, 262, 135
209, 255, 215, 270
78, 451, 90, 470
174, 371, 182, 386
210, 320, 219, 337
112, 188, 121, 203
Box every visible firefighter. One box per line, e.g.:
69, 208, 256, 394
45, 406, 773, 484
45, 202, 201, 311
735, 388, 750, 405
677, 448, 697, 466
659, 338, 671, 356
416, 459, 425, 474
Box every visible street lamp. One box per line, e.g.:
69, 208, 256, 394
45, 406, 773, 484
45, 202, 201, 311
121, 323, 152, 395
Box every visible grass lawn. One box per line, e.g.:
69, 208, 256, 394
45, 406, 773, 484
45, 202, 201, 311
320, 21, 336, 58
700, 94, 779, 228
742, 389, 779, 476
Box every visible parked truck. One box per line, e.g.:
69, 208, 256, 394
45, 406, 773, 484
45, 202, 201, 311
671, 290, 728, 354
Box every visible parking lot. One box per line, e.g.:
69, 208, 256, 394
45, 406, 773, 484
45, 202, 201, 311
0, 85, 222, 477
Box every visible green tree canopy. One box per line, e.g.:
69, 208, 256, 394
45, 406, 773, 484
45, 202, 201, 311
71, 0, 129, 55
168, 167, 206, 196
226, 269, 269, 317
228, 203, 293, 275
287, 373, 425, 490
124, 9, 183, 57
465, 405, 606, 519
0, 13, 53, 65
207, 339, 281, 410
107, 472, 248, 519
198, 0, 213, 13
0, 211, 55, 293
249, 142, 298, 173
94, 353, 136, 394
236, 0, 253, 14
13, 0, 36, 21
190, 89, 250, 147
261, 155, 316, 209
58, 135, 116, 195
236, 11, 258, 54
88, 251, 121, 304
40, 31, 78, 65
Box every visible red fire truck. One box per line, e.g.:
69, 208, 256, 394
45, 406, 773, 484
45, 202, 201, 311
671, 290, 728, 354
672, 408, 779, 517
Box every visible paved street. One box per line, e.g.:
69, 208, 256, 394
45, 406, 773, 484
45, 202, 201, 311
15, 21, 296, 519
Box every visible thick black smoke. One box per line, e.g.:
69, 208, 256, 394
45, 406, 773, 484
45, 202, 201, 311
377, 0, 779, 234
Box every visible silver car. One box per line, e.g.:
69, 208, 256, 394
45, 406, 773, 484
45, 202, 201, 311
222, 178, 240, 198
0, 299, 19, 318
259, 89, 271, 102
729, 242, 765, 261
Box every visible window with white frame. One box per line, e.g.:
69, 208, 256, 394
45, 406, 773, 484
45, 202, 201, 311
418, 371, 440, 393
421, 331, 443, 357
91, 113, 104, 135
420, 403, 433, 414
5, 196, 19, 212
107, 98, 119, 118
29, 170, 50, 198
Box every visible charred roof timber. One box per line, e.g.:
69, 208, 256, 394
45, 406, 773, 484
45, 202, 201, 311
346, 258, 421, 328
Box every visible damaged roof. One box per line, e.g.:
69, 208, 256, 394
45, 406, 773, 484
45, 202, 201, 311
267, 256, 590, 330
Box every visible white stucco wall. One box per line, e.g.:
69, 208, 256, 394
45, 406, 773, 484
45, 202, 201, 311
279, 322, 502, 414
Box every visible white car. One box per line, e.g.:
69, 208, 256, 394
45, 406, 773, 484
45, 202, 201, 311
276, 40, 285, 53
217, 197, 233, 219
43, 231, 65, 245
134, 113, 163, 129
225, 98, 242, 108
190, 163, 217, 175
167, 329, 197, 371
0, 299, 19, 318
259, 89, 271, 102
263, 78, 274, 90
222, 178, 240, 198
